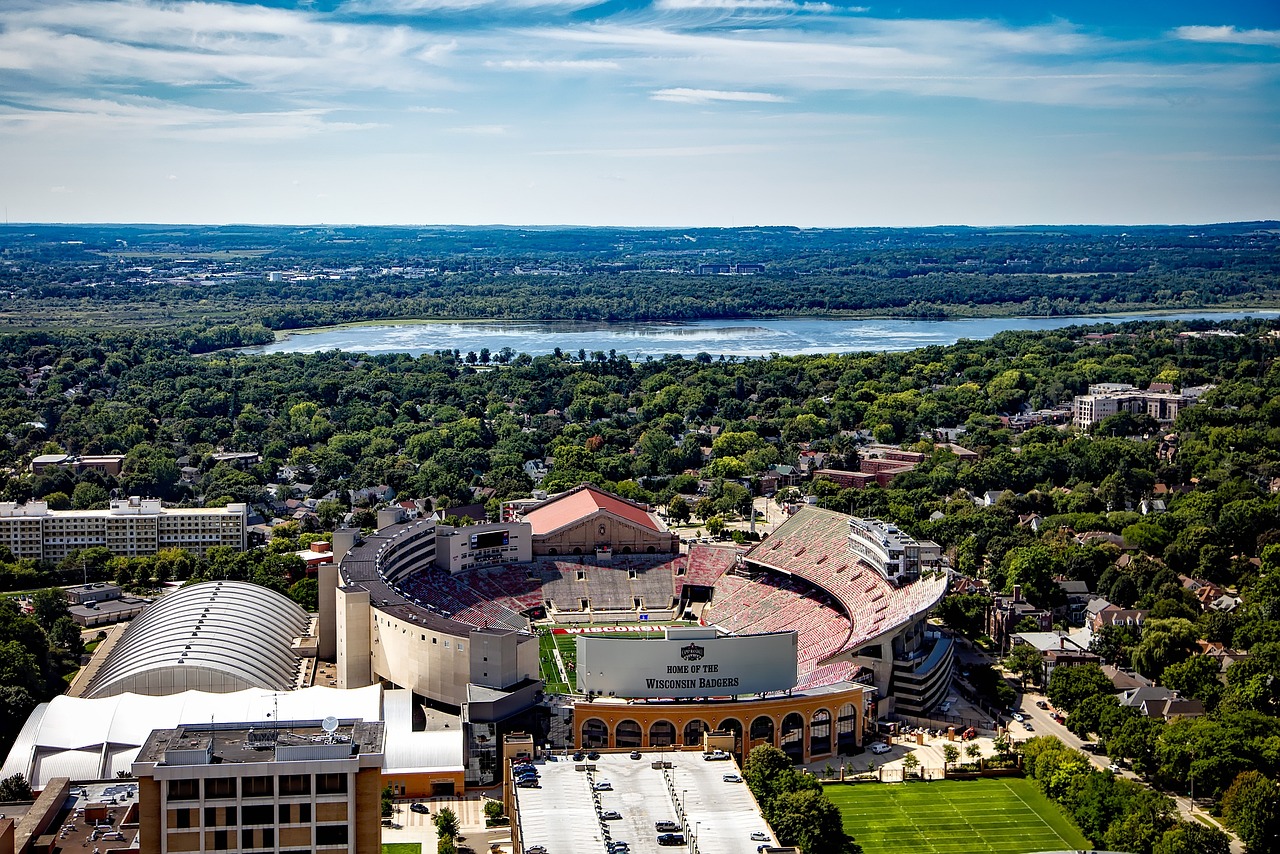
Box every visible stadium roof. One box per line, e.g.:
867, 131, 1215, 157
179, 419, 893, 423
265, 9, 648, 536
0, 685, 383, 790
82, 580, 310, 698
521, 484, 665, 536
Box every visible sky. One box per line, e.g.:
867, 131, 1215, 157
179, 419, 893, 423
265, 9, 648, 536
0, 0, 1278, 226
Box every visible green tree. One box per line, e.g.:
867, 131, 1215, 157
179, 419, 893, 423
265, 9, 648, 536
49, 617, 83, 657
29, 587, 69, 632
0, 774, 32, 801
901, 752, 920, 778
288, 578, 319, 611
433, 806, 460, 839
1132, 618, 1200, 681
1005, 644, 1044, 689
1160, 655, 1223, 708
1223, 771, 1280, 854
1048, 663, 1114, 714
1152, 821, 1231, 854
667, 494, 691, 525
770, 789, 861, 854
942, 743, 960, 770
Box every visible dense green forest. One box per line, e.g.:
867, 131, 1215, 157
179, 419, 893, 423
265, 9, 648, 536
1, 223, 1277, 329
1, 307, 1280, 848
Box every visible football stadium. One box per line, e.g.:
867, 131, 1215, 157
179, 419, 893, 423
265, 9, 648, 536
327, 485, 952, 783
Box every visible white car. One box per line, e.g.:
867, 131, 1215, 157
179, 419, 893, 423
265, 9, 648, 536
750, 832, 770, 842
594, 780, 613, 791
870, 742, 891, 755
1011, 712, 1025, 722
723, 773, 743, 783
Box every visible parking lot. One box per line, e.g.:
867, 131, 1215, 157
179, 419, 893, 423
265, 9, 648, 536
515, 751, 776, 854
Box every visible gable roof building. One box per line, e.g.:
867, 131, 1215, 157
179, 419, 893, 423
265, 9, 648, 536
517, 484, 678, 556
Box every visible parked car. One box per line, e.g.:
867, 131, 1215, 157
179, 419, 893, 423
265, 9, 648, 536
600, 810, 622, 821
594, 781, 613, 791
655, 821, 681, 832
938, 701, 952, 713
630, 751, 642, 760
703, 750, 730, 761
1011, 712, 1026, 722
1108, 763, 1121, 773
516, 779, 540, 788
525, 847, 547, 854
723, 773, 743, 783
410, 803, 429, 814
657, 834, 686, 846
870, 742, 891, 754
1035, 700, 1049, 710
1022, 721, 1034, 731
750, 832, 770, 841
609, 842, 630, 853
587, 751, 601, 760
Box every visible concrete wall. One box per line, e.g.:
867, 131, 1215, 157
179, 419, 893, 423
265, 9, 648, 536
318, 562, 338, 660
336, 586, 372, 689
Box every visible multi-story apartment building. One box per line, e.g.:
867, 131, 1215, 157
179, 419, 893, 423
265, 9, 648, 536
1072, 383, 1211, 431
132, 719, 385, 854
0, 497, 247, 561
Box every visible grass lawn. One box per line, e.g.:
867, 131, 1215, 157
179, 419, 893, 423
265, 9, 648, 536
381, 844, 422, 854
825, 777, 1091, 854
538, 625, 687, 694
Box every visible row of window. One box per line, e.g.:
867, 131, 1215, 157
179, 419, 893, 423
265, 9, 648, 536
187, 826, 344, 849
173, 802, 313, 828
167, 773, 347, 801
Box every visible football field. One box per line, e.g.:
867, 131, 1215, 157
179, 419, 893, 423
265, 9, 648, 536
825, 777, 1091, 854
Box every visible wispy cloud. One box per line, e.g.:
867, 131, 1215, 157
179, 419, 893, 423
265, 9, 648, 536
1172, 25, 1280, 47
486, 59, 621, 70
534, 143, 777, 157
651, 87, 787, 103
446, 124, 509, 134
347, 0, 603, 12
652, 0, 844, 12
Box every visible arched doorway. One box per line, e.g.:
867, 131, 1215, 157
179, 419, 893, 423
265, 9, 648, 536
649, 720, 676, 748
780, 712, 805, 763
581, 718, 608, 748
750, 715, 776, 747
683, 719, 709, 747
717, 717, 743, 754
573, 547, 583, 555
616, 720, 642, 749
809, 708, 832, 756
836, 703, 859, 754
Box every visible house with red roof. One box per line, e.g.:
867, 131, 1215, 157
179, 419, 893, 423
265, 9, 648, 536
516, 483, 679, 557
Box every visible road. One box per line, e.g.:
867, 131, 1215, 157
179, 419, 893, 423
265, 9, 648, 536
1013, 688, 1243, 854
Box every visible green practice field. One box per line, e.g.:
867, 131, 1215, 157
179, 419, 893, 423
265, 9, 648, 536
826, 778, 1091, 854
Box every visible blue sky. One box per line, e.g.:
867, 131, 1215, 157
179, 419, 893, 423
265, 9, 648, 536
0, 0, 1277, 226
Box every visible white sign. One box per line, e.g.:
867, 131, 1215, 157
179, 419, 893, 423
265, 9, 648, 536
577, 632, 798, 699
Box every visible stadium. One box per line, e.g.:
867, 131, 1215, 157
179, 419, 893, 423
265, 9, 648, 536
327, 485, 952, 784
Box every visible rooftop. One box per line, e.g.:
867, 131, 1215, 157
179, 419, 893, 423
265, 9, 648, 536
136, 719, 384, 766
520, 484, 667, 536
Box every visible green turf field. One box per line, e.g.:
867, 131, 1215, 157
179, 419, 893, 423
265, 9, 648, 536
825, 777, 1091, 854
537, 626, 686, 694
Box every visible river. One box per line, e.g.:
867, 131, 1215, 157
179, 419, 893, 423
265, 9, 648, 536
241, 311, 1278, 360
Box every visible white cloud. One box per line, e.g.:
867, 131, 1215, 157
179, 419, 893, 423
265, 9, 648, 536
345, 0, 602, 11
446, 124, 509, 134
534, 143, 777, 157
1172, 26, 1280, 47
486, 59, 621, 70
653, 0, 843, 12
651, 87, 787, 103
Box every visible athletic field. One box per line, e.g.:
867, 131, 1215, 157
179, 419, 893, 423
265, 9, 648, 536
826, 777, 1091, 854
538, 625, 682, 694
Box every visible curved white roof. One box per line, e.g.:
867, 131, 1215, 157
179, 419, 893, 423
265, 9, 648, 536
0, 685, 384, 790
83, 580, 310, 698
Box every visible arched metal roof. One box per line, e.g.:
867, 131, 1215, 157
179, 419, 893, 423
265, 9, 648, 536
84, 580, 310, 698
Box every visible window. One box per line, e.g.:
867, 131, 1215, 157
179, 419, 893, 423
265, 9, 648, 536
315, 773, 348, 795
242, 804, 273, 825
279, 775, 310, 795
167, 779, 199, 800
213, 830, 228, 850
175, 808, 193, 829
315, 825, 349, 845
243, 775, 274, 797
205, 778, 237, 799
205, 805, 236, 826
